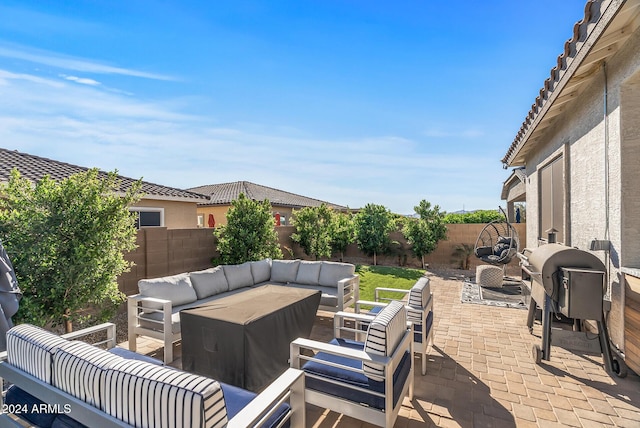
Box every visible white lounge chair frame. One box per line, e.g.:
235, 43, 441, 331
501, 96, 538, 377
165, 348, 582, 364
290, 311, 414, 428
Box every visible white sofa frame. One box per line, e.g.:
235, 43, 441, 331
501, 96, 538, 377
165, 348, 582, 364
355, 286, 434, 375
128, 272, 360, 364
0, 323, 306, 428
290, 311, 414, 428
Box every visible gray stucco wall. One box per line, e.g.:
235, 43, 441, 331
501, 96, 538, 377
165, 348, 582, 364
520, 27, 640, 349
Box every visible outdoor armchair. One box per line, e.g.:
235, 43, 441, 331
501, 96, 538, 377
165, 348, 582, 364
290, 301, 413, 428
355, 276, 434, 375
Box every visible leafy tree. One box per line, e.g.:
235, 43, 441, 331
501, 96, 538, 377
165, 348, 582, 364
0, 169, 142, 332
215, 193, 282, 264
331, 211, 355, 262
403, 200, 447, 269
443, 209, 503, 224
354, 204, 396, 266
291, 204, 334, 260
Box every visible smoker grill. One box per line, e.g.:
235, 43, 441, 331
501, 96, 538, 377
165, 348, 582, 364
519, 244, 624, 376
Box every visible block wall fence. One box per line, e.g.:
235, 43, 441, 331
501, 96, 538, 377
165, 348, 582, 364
118, 223, 527, 296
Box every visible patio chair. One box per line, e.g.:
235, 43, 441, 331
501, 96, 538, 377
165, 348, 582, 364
355, 276, 433, 376
290, 301, 413, 428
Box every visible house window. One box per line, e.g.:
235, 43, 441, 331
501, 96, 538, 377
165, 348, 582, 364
130, 207, 164, 229
539, 156, 564, 243
197, 214, 205, 228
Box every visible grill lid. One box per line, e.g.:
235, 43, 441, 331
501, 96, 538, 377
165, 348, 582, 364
527, 243, 605, 298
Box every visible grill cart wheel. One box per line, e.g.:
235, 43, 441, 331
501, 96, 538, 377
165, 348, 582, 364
532, 344, 542, 364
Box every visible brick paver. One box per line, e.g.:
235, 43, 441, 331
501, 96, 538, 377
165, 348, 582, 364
121, 269, 640, 427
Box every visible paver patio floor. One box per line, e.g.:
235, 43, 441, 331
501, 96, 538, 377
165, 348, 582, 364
123, 269, 640, 427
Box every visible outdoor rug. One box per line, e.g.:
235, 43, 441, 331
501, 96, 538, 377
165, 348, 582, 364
461, 277, 529, 310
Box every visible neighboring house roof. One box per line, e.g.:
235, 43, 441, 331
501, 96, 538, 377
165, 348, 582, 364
189, 181, 348, 210
0, 148, 209, 203
503, 0, 640, 166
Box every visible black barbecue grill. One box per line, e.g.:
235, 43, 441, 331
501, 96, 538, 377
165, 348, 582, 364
519, 244, 625, 376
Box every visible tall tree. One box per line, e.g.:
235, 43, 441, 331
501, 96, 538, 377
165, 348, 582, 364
354, 203, 396, 265
403, 200, 447, 269
331, 211, 355, 262
291, 204, 334, 260
215, 193, 282, 264
0, 169, 142, 332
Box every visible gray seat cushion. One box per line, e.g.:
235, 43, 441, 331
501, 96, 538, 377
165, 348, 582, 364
286, 283, 338, 309
138, 274, 198, 308
318, 262, 355, 288
271, 260, 300, 283
189, 267, 229, 299
295, 261, 322, 285
223, 263, 254, 291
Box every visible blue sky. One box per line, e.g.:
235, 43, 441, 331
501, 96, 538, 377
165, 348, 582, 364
0, 0, 587, 214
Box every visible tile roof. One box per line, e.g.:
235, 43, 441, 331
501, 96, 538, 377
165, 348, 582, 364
503, 0, 640, 166
189, 181, 347, 210
0, 148, 208, 202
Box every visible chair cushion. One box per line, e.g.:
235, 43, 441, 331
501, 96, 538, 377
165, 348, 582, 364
138, 273, 198, 308
363, 301, 407, 381
295, 261, 322, 285
190, 267, 229, 299
270, 260, 300, 283
53, 341, 123, 409
104, 359, 228, 428
303, 338, 411, 410
318, 262, 355, 288
223, 263, 254, 291
286, 283, 338, 309
408, 277, 430, 309
415, 311, 434, 344
250, 259, 272, 284
220, 382, 291, 428
6, 324, 69, 383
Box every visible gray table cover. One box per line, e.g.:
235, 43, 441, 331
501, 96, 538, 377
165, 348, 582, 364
180, 284, 321, 391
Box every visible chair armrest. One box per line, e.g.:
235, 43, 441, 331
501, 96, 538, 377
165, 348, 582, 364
291, 338, 391, 367
228, 368, 306, 428
333, 311, 377, 339
354, 300, 387, 313
374, 287, 410, 304
336, 275, 360, 311
61, 322, 117, 349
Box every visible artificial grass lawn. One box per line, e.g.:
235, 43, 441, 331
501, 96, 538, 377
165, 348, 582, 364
355, 265, 425, 305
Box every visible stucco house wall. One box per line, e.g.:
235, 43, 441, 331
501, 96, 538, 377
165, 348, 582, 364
519, 17, 640, 350
133, 199, 200, 229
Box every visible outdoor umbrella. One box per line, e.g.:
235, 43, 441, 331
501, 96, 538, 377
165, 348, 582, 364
0, 240, 21, 351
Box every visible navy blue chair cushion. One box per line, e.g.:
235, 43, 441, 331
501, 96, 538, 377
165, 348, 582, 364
220, 382, 291, 428
107, 346, 164, 365
302, 338, 411, 410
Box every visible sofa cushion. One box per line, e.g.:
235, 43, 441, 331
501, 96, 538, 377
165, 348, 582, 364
190, 267, 229, 299
270, 260, 300, 283
249, 259, 272, 284
220, 382, 291, 428
363, 301, 407, 381
104, 360, 228, 428
138, 273, 197, 307
223, 262, 254, 291
295, 261, 322, 285
53, 341, 123, 409
286, 283, 338, 309
318, 262, 355, 288
6, 324, 69, 383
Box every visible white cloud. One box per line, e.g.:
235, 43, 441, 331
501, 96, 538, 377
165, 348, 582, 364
0, 67, 506, 213
0, 44, 175, 81
60, 74, 101, 86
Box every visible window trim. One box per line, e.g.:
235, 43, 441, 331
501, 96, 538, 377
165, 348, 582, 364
130, 207, 165, 229
537, 146, 568, 245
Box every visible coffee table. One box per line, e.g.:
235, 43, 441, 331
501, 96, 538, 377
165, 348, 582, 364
180, 284, 321, 392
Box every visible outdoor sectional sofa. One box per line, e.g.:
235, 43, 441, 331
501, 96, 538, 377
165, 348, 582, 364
128, 259, 360, 363
0, 323, 305, 428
